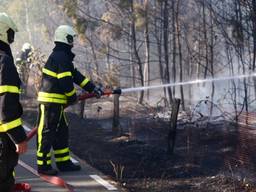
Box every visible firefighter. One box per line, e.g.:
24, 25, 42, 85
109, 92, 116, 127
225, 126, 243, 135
36, 25, 103, 175
0, 13, 28, 191
15, 42, 33, 85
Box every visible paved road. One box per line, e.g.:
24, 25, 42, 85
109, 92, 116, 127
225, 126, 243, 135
15, 124, 120, 192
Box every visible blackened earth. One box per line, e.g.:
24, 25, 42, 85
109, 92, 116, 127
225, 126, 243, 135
22, 97, 256, 192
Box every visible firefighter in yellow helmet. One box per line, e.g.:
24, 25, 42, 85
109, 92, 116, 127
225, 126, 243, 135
0, 13, 27, 191
36, 25, 103, 175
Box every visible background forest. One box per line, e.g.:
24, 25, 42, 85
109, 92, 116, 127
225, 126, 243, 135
1, 0, 256, 119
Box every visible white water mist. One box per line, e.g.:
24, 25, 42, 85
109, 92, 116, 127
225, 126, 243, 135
121, 73, 256, 93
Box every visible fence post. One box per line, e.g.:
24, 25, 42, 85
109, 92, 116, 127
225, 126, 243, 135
168, 98, 181, 154
112, 94, 120, 133
79, 100, 86, 119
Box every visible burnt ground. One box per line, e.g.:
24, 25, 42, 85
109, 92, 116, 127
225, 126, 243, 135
22, 96, 256, 192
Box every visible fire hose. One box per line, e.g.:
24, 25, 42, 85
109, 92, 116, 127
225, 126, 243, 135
78, 88, 121, 100
16, 88, 121, 192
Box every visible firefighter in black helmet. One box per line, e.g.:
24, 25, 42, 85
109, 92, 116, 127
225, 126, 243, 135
36, 25, 103, 175
0, 13, 28, 191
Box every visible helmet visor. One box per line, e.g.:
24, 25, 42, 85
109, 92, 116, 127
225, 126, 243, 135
66, 34, 76, 44
7, 28, 15, 44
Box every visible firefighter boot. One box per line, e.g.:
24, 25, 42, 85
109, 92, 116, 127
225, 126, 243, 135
56, 161, 81, 172
37, 165, 58, 176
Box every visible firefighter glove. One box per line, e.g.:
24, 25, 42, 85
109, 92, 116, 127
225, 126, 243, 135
93, 86, 104, 98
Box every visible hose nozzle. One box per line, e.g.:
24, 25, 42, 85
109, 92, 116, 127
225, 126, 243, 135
112, 88, 122, 95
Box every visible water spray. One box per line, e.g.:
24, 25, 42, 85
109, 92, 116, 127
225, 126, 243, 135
121, 73, 256, 94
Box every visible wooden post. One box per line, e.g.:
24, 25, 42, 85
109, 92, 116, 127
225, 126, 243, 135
168, 98, 180, 154
79, 100, 86, 119
112, 94, 120, 133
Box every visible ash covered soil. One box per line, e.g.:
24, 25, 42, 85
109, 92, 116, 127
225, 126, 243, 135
22, 96, 256, 192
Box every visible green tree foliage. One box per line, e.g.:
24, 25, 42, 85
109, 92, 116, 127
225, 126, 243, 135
99, 11, 122, 42
117, 0, 130, 10
63, 0, 77, 18
133, 3, 147, 30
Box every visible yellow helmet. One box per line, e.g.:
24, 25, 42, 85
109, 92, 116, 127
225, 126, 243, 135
0, 13, 18, 44
54, 25, 77, 45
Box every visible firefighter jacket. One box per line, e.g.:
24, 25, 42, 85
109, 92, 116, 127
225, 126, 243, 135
0, 41, 27, 144
38, 42, 95, 105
